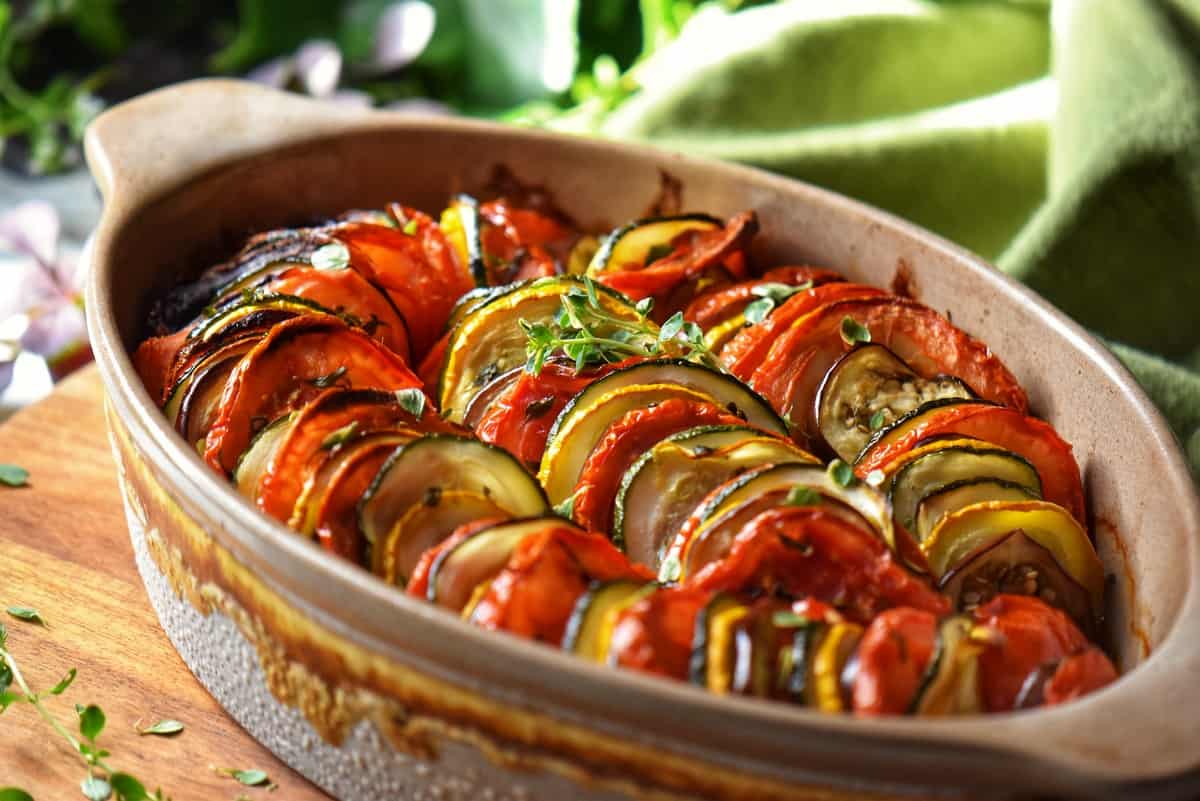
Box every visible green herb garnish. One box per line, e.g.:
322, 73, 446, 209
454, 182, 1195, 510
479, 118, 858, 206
5, 607, 43, 626
309, 365, 347, 388
402, 218, 419, 236
215, 768, 270, 787
784, 486, 822, 507
319, 421, 359, 451
310, 242, 350, 271
395, 388, 427, 418
137, 719, 184, 737
771, 610, 811, 628
828, 459, 857, 487
868, 409, 887, 431
0, 465, 29, 488
839, 316, 871, 346
521, 278, 716, 375
742, 281, 812, 325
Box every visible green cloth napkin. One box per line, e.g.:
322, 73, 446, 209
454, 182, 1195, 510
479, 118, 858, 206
550, 0, 1200, 476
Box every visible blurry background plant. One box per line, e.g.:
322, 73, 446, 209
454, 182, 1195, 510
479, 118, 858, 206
0, 0, 760, 416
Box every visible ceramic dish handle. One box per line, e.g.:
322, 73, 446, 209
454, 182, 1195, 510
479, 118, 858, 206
84, 79, 366, 202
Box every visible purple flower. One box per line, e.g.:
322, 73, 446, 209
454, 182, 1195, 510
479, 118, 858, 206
0, 201, 91, 381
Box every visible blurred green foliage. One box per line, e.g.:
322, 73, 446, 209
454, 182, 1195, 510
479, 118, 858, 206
0, 0, 768, 175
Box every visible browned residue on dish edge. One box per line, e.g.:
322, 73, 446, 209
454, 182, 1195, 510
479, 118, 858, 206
1094, 513, 1150, 660
110, 408, 938, 801
890, 259, 918, 300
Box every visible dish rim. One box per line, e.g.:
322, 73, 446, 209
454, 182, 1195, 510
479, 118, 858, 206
83, 79, 1200, 798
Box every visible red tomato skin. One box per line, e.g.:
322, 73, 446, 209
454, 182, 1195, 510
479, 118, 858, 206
687, 506, 950, 623
855, 404, 1085, 523
722, 283, 887, 382
972, 594, 1097, 712
1043, 647, 1118, 706
852, 608, 939, 716
473, 360, 630, 469
571, 399, 749, 533
405, 518, 509, 601
683, 266, 845, 330
609, 586, 715, 680
470, 528, 651, 644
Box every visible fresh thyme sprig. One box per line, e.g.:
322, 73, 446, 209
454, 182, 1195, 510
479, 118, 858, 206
521, 278, 718, 374
0, 617, 172, 800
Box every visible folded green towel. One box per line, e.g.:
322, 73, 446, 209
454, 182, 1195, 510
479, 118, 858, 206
550, 0, 1200, 476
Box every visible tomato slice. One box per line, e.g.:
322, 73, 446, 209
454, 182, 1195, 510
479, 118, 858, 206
683, 266, 845, 331
596, 212, 757, 304
417, 332, 450, 398
721, 282, 887, 382
571, 398, 748, 534
472, 360, 629, 469
468, 527, 651, 644
335, 214, 473, 361
749, 296, 1028, 444
258, 265, 411, 361
856, 403, 1085, 523
477, 199, 576, 283
1043, 647, 1118, 706
134, 328, 190, 403
203, 315, 424, 473
254, 387, 454, 522
688, 506, 950, 623
609, 586, 715, 680
851, 607, 939, 716
970, 594, 1112, 712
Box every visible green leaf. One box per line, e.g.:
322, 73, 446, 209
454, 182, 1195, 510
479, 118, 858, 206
771, 610, 811, 628
839, 316, 871, 346
0, 789, 34, 801
402, 218, 419, 236
5, 607, 43, 625
784, 486, 821, 507
634, 297, 654, 317
395, 388, 427, 418
0, 465, 29, 487
229, 769, 269, 787
310, 242, 351, 272
211, 0, 342, 72
742, 297, 775, 325
309, 365, 347, 388
81, 776, 112, 801
659, 312, 684, 340
78, 704, 106, 741
319, 421, 359, 451
828, 459, 857, 488
109, 774, 148, 801
138, 719, 184, 736
869, 409, 887, 431
49, 668, 77, 695
0, 690, 23, 710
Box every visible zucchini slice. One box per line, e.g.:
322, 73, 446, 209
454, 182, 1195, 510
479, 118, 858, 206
910, 616, 984, 716
816, 344, 974, 462
427, 516, 576, 611
444, 284, 507, 334
188, 293, 340, 344
807, 622, 864, 713
613, 425, 816, 569
565, 235, 600, 275
233, 413, 297, 498
538, 382, 720, 507
358, 435, 550, 565
776, 619, 819, 704
889, 444, 1042, 538
163, 337, 256, 446
440, 194, 487, 286
923, 500, 1104, 626
854, 398, 995, 464
374, 489, 509, 587
664, 462, 897, 582
561, 580, 656, 661
543, 359, 787, 460
588, 214, 721, 275
438, 277, 641, 422
914, 479, 1037, 544
688, 593, 746, 691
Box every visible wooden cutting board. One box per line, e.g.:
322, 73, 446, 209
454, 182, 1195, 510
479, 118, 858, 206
0, 365, 330, 800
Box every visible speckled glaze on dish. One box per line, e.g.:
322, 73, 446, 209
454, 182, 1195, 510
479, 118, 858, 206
84, 80, 1200, 801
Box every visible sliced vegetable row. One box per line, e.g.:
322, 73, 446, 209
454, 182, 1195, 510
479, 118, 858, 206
134, 191, 1117, 717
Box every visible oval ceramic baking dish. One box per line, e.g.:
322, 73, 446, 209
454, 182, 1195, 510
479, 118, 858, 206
84, 80, 1200, 801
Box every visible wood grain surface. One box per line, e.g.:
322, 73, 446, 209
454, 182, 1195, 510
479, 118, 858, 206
0, 365, 330, 800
